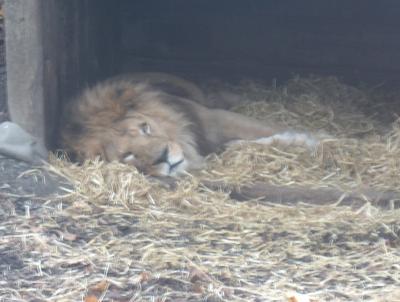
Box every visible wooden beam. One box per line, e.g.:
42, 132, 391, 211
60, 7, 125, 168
5, 0, 48, 144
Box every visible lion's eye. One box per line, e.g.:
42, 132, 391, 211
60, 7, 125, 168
139, 122, 151, 135
122, 152, 136, 163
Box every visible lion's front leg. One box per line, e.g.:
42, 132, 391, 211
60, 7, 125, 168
225, 131, 320, 149
199, 108, 285, 144
188, 100, 327, 152
201, 107, 322, 148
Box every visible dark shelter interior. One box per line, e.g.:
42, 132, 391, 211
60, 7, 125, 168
115, 1, 400, 84
62, 0, 400, 86
4, 0, 400, 147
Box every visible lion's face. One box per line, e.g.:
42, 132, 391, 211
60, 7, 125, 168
62, 78, 206, 177
82, 114, 192, 177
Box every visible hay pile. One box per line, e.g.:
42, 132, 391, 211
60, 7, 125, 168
203, 76, 400, 193
2, 76, 400, 302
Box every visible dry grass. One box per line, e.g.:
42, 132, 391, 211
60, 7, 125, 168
1, 76, 400, 302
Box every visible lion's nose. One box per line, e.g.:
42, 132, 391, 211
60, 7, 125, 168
154, 146, 169, 165
151, 143, 186, 176
153, 143, 184, 167
166, 142, 184, 165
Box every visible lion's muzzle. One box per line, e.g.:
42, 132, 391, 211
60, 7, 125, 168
151, 142, 187, 176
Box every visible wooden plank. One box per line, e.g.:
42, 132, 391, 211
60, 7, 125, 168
119, 13, 400, 79
5, 0, 47, 144
118, 0, 400, 84
119, 55, 400, 85
120, 17, 400, 56
4, 0, 74, 148
120, 0, 400, 21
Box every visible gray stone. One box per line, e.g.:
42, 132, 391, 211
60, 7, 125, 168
0, 121, 48, 164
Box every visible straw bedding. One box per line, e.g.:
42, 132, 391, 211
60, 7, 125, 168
1, 76, 400, 302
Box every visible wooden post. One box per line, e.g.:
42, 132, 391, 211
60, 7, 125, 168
5, 0, 49, 146
4, 0, 117, 149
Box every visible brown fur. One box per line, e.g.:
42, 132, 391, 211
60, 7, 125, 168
61, 73, 302, 177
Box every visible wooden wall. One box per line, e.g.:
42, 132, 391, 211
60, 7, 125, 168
5, 0, 117, 147
116, 0, 400, 84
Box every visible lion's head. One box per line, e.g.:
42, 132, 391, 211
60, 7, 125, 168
61, 78, 205, 177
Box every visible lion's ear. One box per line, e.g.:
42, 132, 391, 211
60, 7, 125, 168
113, 86, 138, 111
108, 102, 125, 117
97, 94, 131, 121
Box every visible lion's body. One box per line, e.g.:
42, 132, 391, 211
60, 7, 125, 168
61, 73, 315, 176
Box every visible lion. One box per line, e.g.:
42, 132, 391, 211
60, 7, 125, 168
61, 72, 317, 177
